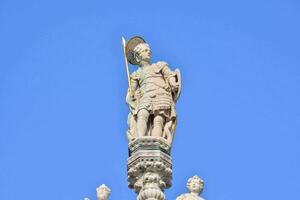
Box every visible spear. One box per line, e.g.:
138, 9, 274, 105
121, 36, 133, 97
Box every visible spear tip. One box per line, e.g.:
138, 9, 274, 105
122, 36, 126, 47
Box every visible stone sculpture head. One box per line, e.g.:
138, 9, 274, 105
96, 184, 111, 200
133, 43, 151, 65
125, 36, 151, 66
186, 175, 204, 195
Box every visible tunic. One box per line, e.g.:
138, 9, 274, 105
130, 61, 176, 119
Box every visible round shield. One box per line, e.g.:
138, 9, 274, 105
125, 36, 146, 65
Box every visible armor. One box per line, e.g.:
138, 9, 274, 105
131, 62, 175, 119
125, 36, 181, 145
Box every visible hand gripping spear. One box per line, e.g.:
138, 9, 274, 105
121, 37, 133, 97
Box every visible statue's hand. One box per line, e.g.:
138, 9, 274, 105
126, 93, 137, 112
126, 90, 136, 101
169, 75, 179, 91
171, 82, 179, 92
128, 95, 136, 102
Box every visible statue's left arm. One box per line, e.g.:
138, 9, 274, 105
158, 62, 179, 91
154, 61, 181, 102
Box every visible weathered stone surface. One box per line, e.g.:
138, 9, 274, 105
128, 136, 171, 156
176, 175, 205, 200
123, 36, 181, 200
127, 137, 172, 200
96, 184, 111, 200
125, 36, 181, 146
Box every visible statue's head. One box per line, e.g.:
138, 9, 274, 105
96, 184, 111, 200
133, 43, 151, 65
126, 36, 151, 65
186, 175, 204, 195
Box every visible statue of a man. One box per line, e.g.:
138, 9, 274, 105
96, 184, 111, 200
176, 175, 205, 200
125, 36, 181, 145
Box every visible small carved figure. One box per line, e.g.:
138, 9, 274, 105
176, 175, 205, 200
123, 36, 181, 145
96, 184, 111, 200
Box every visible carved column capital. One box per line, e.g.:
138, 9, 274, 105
127, 137, 172, 200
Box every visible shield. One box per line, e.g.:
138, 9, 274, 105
173, 68, 181, 102
125, 36, 146, 65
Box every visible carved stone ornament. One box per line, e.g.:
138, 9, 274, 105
84, 36, 207, 200
176, 176, 205, 200
124, 36, 181, 147
96, 184, 111, 200
127, 137, 172, 200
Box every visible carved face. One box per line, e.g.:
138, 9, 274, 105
187, 178, 203, 194
134, 43, 151, 64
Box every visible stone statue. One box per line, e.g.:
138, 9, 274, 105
123, 36, 181, 145
176, 175, 205, 200
96, 184, 111, 200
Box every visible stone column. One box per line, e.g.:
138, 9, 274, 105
127, 136, 172, 200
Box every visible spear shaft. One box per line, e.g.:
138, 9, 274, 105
122, 37, 133, 97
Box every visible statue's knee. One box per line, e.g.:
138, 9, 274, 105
154, 116, 164, 127
138, 109, 149, 121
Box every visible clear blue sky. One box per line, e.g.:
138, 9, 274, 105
0, 0, 299, 199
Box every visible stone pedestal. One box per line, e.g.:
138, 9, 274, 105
127, 137, 172, 200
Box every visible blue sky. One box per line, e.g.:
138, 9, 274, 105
0, 0, 300, 199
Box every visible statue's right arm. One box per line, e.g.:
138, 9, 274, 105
126, 72, 139, 108
129, 70, 140, 96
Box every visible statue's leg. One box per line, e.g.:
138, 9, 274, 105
137, 109, 150, 137
152, 114, 165, 137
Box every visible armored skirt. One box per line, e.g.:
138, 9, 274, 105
132, 63, 176, 120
